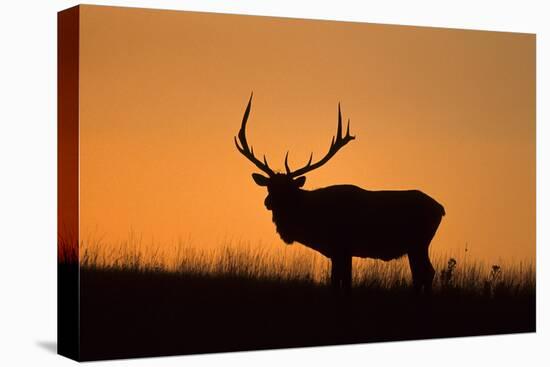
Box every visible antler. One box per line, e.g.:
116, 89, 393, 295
285, 103, 355, 178
234, 93, 275, 177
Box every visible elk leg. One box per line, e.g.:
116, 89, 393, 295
408, 251, 423, 294
342, 255, 352, 296
420, 222, 439, 294
421, 248, 435, 295
330, 257, 342, 294
409, 247, 435, 294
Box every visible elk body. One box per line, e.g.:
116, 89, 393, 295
235, 94, 445, 294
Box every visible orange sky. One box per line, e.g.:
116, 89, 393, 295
78, 5, 535, 262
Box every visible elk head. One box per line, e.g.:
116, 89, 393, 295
234, 93, 355, 212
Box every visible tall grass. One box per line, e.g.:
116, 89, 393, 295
80, 237, 534, 295
58, 236, 78, 264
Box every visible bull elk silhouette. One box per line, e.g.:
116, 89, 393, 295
234, 94, 445, 295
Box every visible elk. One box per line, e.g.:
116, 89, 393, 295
234, 94, 445, 295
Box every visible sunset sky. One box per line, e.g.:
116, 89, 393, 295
77, 5, 535, 262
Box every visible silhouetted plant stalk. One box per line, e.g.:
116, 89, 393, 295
440, 258, 457, 289
483, 264, 504, 298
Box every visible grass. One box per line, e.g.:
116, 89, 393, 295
79, 238, 535, 297
68, 239, 535, 361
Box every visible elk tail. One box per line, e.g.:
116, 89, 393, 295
438, 203, 446, 217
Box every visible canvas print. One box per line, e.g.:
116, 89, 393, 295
58, 5, 536, 361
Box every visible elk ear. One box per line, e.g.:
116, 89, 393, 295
294, 176, 306, 188
252, 173, 270, 186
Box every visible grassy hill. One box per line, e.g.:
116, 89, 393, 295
73, 244, 535, 361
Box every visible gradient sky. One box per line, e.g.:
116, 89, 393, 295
78, 5, 535, 262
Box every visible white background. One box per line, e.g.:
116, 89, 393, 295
0, 0, 547, 365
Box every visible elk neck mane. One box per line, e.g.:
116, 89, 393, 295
269, 186, 309, 245
269, 184, 360, 246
